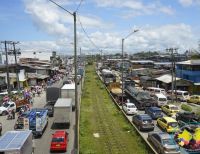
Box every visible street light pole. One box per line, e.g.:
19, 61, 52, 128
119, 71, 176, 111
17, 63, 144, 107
121, 30, 139, 103
121, 38, 124, 103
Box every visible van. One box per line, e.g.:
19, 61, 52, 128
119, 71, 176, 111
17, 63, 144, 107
167, 90, 189, 102
146, 87, 166, 96
154, 93, 168, 107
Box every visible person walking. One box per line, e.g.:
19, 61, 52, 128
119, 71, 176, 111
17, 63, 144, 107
0, 122, 2, 136
12, 109, 15, 119
32, 138, 36, 154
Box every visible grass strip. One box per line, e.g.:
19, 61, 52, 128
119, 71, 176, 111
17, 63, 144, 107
80, 64, 149, 154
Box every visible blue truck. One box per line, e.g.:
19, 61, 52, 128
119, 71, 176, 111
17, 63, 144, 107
14, 108, 48, 137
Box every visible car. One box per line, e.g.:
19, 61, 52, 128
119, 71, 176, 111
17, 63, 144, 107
161, 104, 179, 117
122, 102, 138, 115
145, 107, 163, 120
44, 104, 54, 117
176, 112, 200, 126
187, 95, 200, 104
157, 117, 179, 133
147, 132, 180, 154
132, 114, 154, 131
50, 131, 68, 152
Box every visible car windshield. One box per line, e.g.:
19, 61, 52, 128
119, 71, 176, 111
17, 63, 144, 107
128, 105, 135, 108
162, 139, 175, 145
52, 137, 64, 142
138, 92, 151, 100
183, 92, 189, 96
154, 110, 162, 114
159, 98, 167, 101
170, 106, 178, 110
3, 103, 9, 107
168, 122, 178, 127
142, 119, 152, 123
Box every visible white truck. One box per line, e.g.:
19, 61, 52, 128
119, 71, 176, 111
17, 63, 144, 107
0, 130, 33, 154
61, 84, 75, 110
53, 98, 72, 127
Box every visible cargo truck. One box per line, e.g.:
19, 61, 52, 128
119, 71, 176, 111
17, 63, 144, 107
108, 82, 122, 96
14, 108, 48, 137
61, 84, 75, 110
53, 98, 72, 128
0, 130, 33, 154
46, 86, 61, 105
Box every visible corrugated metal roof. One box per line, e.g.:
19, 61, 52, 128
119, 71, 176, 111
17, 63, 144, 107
0, 130, 32, 151
156, 74, 180, 83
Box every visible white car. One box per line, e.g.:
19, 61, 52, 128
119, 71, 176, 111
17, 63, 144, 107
122, 103, 138, 115
0, 101, 16, 116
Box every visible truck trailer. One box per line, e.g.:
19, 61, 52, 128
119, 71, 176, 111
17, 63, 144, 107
53, 98, 72, 128
46, 86, 61, 105
0, 130, 33, 154
61, 84, 75, 110
14, 108, 48, 137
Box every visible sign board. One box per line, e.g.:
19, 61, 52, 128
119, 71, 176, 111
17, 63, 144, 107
36, 117, 42, 132
23, 118, 29, 130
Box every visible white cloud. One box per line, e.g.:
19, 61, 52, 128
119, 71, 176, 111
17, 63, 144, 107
179, 0, 193, 6
179, 0, 200, 7
23, 0, 109, 37
20, 23, 198, 54
21, 0, 198, 54
94, 0, 174, 17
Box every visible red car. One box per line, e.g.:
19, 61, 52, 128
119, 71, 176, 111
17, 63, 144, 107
50, 131, 68, 152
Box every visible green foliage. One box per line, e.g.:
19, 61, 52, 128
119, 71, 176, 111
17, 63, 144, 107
181, 104, 193, 112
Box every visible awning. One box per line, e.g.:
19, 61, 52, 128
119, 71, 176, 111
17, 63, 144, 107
156, 74, 180, 84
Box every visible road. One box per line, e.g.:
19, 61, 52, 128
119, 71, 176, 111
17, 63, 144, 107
0, 75, 82, 154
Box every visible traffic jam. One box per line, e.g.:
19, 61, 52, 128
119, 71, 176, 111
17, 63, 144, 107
0, 62, 84, 154
97, 62, 200, 154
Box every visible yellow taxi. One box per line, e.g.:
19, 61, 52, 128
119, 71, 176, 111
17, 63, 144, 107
187, 95, 200, 104
161, 104, 179, 117
157, 117, 179, 133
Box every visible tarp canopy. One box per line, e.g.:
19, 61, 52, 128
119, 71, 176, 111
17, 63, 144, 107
156, 74, 180, 84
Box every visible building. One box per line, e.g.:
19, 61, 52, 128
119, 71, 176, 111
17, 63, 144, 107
176, 60, 200, 83
176, 60, 200, 94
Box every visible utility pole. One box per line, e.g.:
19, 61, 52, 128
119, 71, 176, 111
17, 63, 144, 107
12, 42, 20, 91
73, 11, 79, 154
1, 41, 13, 95
167, 48, 178, 103
5, 41, 11, 95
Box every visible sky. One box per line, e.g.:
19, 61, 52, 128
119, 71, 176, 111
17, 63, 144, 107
0, 0, 200, 55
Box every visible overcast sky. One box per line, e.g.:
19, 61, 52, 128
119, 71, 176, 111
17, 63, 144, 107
0, 0, 200, 54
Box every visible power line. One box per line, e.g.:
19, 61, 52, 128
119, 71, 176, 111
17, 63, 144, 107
49, 0, 73, 15
75, 0, 83, 12
77, 13, 101, 52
